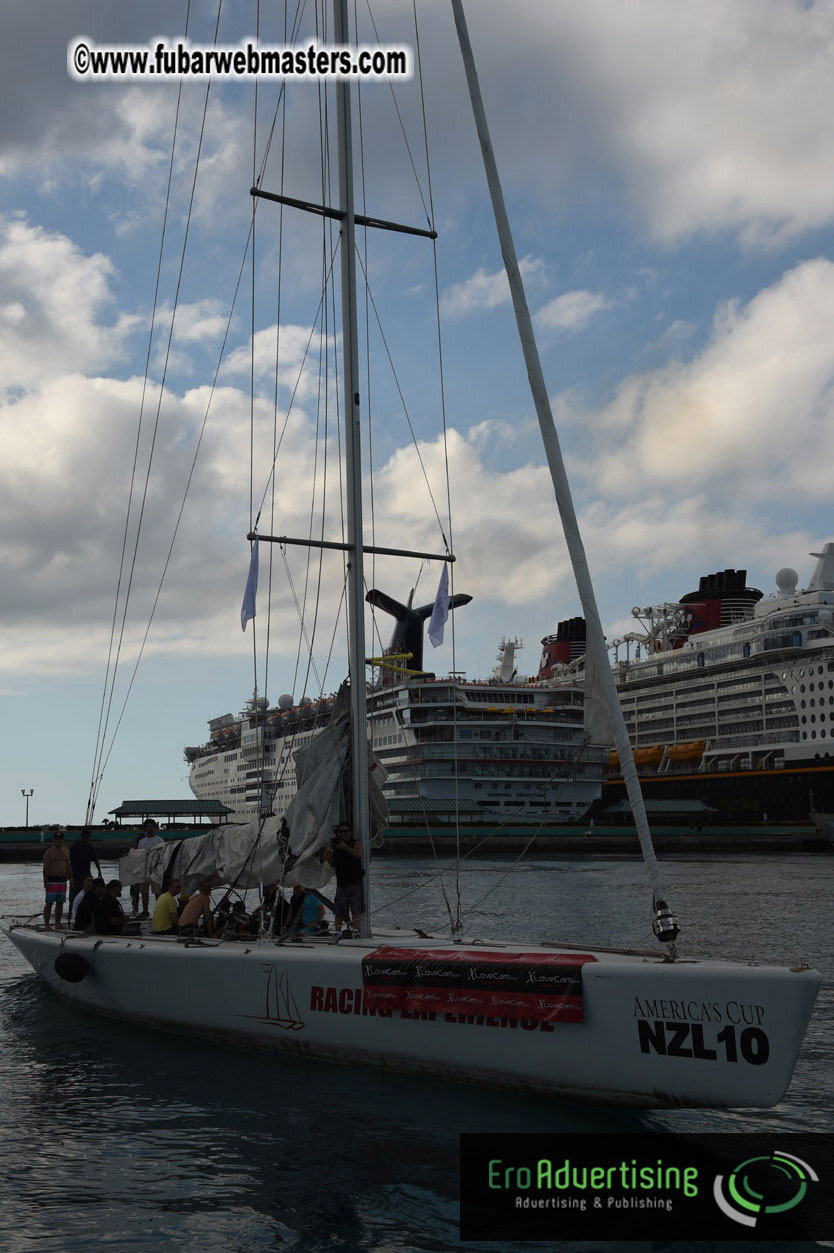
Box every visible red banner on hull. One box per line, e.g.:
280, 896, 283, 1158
361, 948, 596, 1023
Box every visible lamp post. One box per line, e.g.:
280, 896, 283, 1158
21, 788, 33, 829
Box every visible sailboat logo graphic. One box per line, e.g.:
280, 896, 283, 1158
234, 964, 305, 1030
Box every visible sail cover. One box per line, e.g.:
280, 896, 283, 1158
119, 683, 388, 895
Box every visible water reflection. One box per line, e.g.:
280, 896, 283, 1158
1, 973, 653, 1252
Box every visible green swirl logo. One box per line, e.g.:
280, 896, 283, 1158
713, 1151, 818, 1228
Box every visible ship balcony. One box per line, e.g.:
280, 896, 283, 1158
712, 730, 799, 749
386, 760, 597, 781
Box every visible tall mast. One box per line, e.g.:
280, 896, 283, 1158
452, 0, 678, 947
334, 0, 371, 935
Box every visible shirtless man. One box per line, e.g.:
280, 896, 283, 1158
42, 830, 72, 931
178, 883, 213, 937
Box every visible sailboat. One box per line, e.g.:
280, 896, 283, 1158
2, 0, 819, 1108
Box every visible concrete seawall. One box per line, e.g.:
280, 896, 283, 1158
1, 825, 829, 861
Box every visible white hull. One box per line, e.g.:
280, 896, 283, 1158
3, 924, 819, 1108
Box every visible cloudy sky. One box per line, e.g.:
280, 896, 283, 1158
3, 0, 834, 826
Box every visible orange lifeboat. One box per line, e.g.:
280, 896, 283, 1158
666, 740, 706, 763
608, 750, 620, 771
633, 745, 664, 767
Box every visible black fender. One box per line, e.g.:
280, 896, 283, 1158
54, 952, 91, 983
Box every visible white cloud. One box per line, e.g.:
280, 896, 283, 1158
645, 319, 695, 353
445, 1, 834, 246
441, 256, 546, 318
362, 428, 819, 636
223, 322, 337, 405
535, 290, 608, 335
0, 216, 345, 675
3, 4, 834, 251
161, 298, 229, 346
150, 298, 234, 377
0, 218, 136, 394
592, 258, 834, 496
0, 367, 350, 675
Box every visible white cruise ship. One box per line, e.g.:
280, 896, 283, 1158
186, 589, 608, 824
537, 543, 834, 820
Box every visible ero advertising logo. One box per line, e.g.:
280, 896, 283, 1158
460, 1132, 834, 1242
713, 1150, 818, 1228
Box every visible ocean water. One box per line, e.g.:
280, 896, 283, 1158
0, 853, 831, 1252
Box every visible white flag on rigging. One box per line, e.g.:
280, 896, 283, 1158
428, 562, 450, 648
240, 537, 259, 632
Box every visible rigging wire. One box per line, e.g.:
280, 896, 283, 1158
370, 735, 592, 923
362, 0, 431, 227
89, 0, 224, 816
353, 0, 378, 645
262, 0, 290, 745
414, 0, 463, 926
249, 0, 261, 717
86, 0, 192, 824
288, 3, 335, 710
352, 250, 449, 551
280, 545, 324, 692
89, 0, 312, 808
252, 243, 341, 526
94, 220, 256, 788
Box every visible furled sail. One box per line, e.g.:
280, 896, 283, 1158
119, 683, 388, 896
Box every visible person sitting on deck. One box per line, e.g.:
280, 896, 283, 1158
178, 883, 213, 937
213, 893, 234, 934
285, 884, 326, 935
94, 881, 126, 935
248, 885, 290, 934
69, 876, 94, 929
224, 901, 256, 937
152, 878, 182, 936
75, 878, 106, 933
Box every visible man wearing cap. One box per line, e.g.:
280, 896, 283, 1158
324, 822, 364, 935
42, 829, 72, 931
94, 881, 126, 935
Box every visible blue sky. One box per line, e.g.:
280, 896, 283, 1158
3, 0, 834, 825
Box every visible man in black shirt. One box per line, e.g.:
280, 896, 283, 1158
324, 822, 364, 934
94, 881, 126, 935
69, 829, 102, 910
75, 878, 106, 932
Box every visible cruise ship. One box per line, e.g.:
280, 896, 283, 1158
538, 543, 834, 820
186, 588, 608, 824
